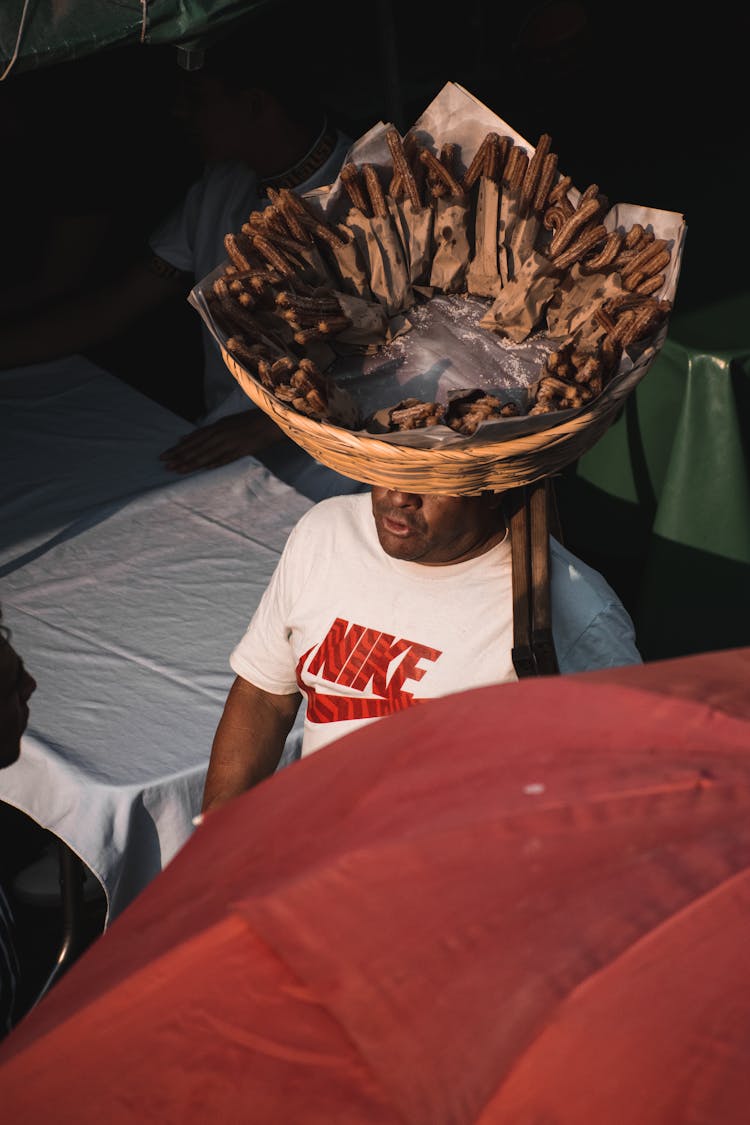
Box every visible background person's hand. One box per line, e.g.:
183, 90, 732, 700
160, 409, 283, 473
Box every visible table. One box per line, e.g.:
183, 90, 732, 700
1, 358, 312, 926
0, 355, 191, 576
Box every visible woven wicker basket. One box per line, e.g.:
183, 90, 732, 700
203, 84, 685, 496
222, 343, 654, 495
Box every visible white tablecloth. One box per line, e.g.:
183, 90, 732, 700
0, 358, 312, 922
0, 355, 190, 575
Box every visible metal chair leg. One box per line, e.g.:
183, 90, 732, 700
28, 840, 87, 1009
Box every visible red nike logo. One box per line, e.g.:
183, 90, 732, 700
296, 617, 442, 723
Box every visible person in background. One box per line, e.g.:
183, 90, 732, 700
200, 485, 642, 815
0, 8, 366, 501
149, 13, 358, 491
0, 610, 37, 1038
0, 45, 204, 419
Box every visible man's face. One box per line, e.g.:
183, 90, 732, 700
0, 634, 36, 768
173, 72, 263, 164
370, 488, 504, 566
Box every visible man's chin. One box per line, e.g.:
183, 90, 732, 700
376, 528, 423, 561
0, 744, 20, 769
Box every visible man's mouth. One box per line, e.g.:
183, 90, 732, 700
380, 513, 418, 537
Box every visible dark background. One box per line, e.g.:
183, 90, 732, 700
2, 0, 748, 419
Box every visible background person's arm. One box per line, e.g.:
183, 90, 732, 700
0, 213, 114, 318
201, 675, 302, 816
160, 409, 285, 473
0, 255, 192, 371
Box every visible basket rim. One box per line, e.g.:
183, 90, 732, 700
222, 345, 650, 494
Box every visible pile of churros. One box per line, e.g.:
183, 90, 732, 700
204, 124, 674, 432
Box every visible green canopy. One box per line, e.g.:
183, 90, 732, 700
555, 319, 750, 662
0, 0, 272, 77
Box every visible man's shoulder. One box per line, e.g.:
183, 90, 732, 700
549, 538, 641, 670
283, 493, 370, 571
298, 129, 353, 196
193, 159, 253, 190
550, 538, 623, 611
294, 492, 369, 533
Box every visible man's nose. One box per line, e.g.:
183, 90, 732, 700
20, 670, 36, 704
386, 490, 421, 508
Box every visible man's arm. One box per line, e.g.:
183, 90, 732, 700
201, 675, 302, 816
0, 255, 192, 371
0, 213, 113, 318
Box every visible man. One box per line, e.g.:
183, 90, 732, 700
0, 616, 36, 771
201, 486, 641, 815
0, 612, 37, 1037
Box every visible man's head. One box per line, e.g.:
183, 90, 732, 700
172, 8, 332, 167
371, 487, 506, 566
0, 613, 36, 768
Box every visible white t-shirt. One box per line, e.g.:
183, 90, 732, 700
230, 494, 642, 758
149, 131, 352, 418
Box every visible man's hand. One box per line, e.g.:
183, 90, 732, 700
160, 409, 283, 474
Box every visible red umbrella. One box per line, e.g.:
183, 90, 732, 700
2, 647, 750, 1124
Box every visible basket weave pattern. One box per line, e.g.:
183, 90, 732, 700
204, 85, 684, 495
224, 347, 632, 495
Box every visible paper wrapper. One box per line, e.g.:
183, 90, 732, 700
346, 206, 414, 317
324, 227, 373, 301
389, 197, 434, 290
191, 82, 686, 452
480, 252, 559, 343
466, 176, 502, 298
546, 264, 625, 339
429, 195, 471, 293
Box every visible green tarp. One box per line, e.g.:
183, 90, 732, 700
0, 0, 270, 76
556, 325, 750, 662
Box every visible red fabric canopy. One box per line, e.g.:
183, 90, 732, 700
2, 647, 750, 1123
